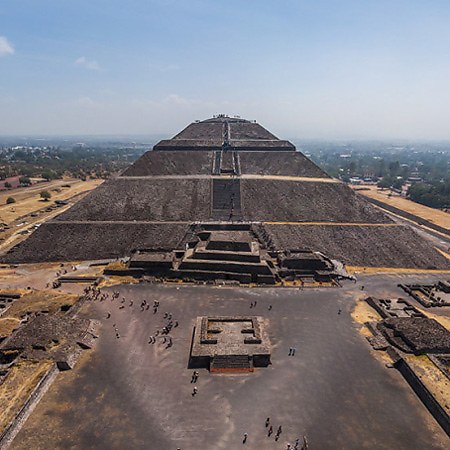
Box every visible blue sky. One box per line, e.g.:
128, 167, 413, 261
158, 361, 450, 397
1, 0, 450, 138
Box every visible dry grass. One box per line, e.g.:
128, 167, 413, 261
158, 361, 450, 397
346, 266, 450, 274
104, 261, 127, 271
0, 360, 53, 435
352, 185, 450, 229
3, 290, 78, 320
0, 179, 102, 254
0, 317, 22, 337
404, 354, 450, 414
0, 179, 102, 225
351, 299, 382, 324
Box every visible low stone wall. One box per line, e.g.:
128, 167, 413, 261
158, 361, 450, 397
0, 364, 59, 449
394, 358, 450, 437
363, 196, 450, 237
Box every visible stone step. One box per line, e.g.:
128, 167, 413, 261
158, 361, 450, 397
191, 250, 261, 263
169, 269, 252, 284
179, 259, 273, 275
210, 355, 253, 372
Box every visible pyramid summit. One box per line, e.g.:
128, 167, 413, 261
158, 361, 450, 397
3, 116, 449, 274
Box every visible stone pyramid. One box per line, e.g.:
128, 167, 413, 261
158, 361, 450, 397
3, 115, 449, 270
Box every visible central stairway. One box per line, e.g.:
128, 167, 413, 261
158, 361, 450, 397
212, 178, 242, 220
176, 228, 277, 284
210, 354, 254, 373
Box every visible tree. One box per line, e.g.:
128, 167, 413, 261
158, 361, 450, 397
40, 190, 51, 201
41, 170, 55, 181
19, 176, 31, 186
6, 197, 15, 204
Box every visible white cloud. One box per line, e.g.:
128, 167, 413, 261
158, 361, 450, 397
75, 96, 100, 108
75, 56, 100, 70
0, 36, 14, 57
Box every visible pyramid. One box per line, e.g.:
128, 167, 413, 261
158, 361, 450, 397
3, 115, 449, 270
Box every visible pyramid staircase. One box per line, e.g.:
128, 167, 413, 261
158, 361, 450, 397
175, 229, 277, 284
210, 354, 254, 373
212, 178, 242, 221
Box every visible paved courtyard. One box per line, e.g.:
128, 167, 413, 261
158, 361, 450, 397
11, 274, 450, 449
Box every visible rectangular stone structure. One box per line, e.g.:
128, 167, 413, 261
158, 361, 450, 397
190, 316, 271, 372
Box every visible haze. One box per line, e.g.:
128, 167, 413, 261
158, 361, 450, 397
1, 0, 450, 139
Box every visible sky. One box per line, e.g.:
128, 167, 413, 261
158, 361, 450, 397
1, 0, 450, 139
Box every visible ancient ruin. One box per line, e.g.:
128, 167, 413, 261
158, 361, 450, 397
2, 115, 448, 278
189, 316, 271, 372
399, 282, 450, 307
363, 297, 450, 436
125, 224, 342, 284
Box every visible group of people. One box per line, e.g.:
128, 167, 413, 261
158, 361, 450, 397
84, 287, 179, 348
242, 419, 308, 448
244, 418, 308, 448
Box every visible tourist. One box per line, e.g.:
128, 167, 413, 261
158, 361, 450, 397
243, 433, 248, 443
277, 425, 282, 436
292, 347, 296, 356
289, 347, 293, 356
268, 425, 273, 437
192, 386, 197, 396
268, 305, 272, 311
106, 312, 111, 319
265, 417, 270, 427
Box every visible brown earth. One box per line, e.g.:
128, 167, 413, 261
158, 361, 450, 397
352, 185, 450, 230
0, 178, 102, 224
0, 360, 52, 435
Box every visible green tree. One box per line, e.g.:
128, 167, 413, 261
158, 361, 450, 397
40, 190, 51, 201
6, 197, 15, 204
19, 176, 31, 186
41, 170, 56, 181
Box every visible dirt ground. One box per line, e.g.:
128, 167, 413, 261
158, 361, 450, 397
0, 289, 78, 338
1, 265, 449, 449
0, 179, 102, 253
0, 178, 102, 224
9, 273, 450, 450
0, 360, 52, 435
354, 291, 450, 418
404, 354, 450, 415
352, 185, 450, 230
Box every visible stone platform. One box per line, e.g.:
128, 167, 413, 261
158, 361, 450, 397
190, 316, 271, 372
